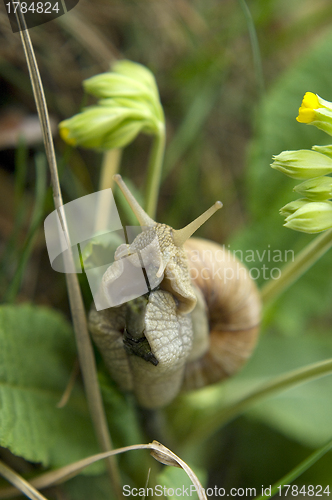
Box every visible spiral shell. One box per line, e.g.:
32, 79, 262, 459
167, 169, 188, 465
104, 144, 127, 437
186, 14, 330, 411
182, 237, 261, 390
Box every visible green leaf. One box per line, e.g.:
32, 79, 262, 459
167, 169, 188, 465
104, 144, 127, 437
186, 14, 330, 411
0, 305, 100, 469
245, 334, 332, 448
166, 332, 332, 450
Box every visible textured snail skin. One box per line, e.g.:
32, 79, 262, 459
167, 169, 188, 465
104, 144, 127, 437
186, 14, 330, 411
182, 237, 261, 391
89, 236, 261, 409
89, 290, 194, 409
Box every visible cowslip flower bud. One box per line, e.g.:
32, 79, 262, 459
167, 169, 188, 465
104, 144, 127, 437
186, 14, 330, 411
59, 60, 165, 150
271, 150, 332, 179
279, 198, 311, 217
293, 176, 332, 201
312, 144, 332, 158
59, 105, 158, 149
284, 201, 332, 233
296, 92, 332, 136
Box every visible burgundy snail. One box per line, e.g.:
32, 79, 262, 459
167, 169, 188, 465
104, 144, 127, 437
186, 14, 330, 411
89, 175, 261, 409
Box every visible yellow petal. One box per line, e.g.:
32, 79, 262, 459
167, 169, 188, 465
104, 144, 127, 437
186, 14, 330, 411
296, 92, 320, 124
296, 108, 316, 124
301, 92, 319, 109
59, 126, 77, 146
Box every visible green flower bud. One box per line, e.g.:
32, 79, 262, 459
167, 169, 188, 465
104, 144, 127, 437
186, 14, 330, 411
312, 144, 332, 158
284, 201, 332, 233
271, 150, 332, 179
59, 60, 165, 150
84, 73, 150, 99
279, 198, 311, 217
59, 105, 156, 149
293, 176, 332, 201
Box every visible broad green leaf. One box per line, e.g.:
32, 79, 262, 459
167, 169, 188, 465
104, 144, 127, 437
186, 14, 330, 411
166, 332, 332, 449
0, 304, 99, 469
245, 334, 332, 448
101, 381, 150, 485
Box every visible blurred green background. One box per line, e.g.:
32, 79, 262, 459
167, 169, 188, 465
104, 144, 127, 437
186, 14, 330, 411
1, 0, 332, 498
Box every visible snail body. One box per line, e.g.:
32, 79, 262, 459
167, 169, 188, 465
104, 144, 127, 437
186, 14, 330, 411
89, 176, 261, 409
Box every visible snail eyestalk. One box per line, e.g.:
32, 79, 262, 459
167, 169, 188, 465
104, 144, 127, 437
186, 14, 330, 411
172, 201, 222, 247
113, 174, 156, 227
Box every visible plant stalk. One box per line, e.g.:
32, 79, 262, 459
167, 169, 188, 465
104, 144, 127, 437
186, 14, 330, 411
144, 128, 166, 219
16, 12, 122, 498
255, 437, 332, 500
183, 356, 332, 446
94, 148, 122, 233
99, 149, 122, 191
0, 460, 48, 500
261, 228, 332, 305
0, 442, 207, 500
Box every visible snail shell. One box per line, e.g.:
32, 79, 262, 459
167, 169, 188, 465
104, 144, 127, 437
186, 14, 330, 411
183, 237, 260, 390
89, 176, 261, 409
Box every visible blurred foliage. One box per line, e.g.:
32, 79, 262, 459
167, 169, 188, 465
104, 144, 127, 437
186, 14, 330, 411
1, 0, 332, 498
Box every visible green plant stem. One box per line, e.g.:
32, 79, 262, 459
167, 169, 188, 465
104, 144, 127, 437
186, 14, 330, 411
255, 437, 332, 500
181, 357, 332, 446
261, 228, 332, 305
144, 128, 166, 219
94, 148, 122, 233
17, 14, 122, 499
99, 148, 122, 191
0, 460, 48, 500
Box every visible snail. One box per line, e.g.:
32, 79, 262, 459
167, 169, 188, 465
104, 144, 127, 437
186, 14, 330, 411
89, 175, 261, 409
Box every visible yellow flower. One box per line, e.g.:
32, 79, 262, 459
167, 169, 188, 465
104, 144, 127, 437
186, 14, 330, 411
295, 92, 332, 136
296, 92, 320, 124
